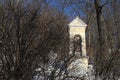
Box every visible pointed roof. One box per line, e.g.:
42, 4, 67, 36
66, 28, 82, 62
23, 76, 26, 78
68, 16, 87, 27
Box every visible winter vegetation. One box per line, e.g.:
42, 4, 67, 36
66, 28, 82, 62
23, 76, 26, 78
0, 0, 120, 80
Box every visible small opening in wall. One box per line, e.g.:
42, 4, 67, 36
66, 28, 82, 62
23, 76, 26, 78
73, 34, 82, 55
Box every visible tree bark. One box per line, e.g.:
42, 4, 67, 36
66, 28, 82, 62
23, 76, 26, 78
94, 0, 103, 77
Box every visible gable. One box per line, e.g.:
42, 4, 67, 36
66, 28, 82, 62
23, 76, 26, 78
68, 16, 87, 27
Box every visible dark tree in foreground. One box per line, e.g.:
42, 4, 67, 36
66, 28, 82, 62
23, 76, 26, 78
0, 0, 69, 80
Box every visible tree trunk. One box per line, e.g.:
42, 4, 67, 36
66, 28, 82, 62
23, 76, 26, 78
94, 0, 104, 77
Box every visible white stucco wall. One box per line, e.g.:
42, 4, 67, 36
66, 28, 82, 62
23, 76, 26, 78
68, 16, 87, 56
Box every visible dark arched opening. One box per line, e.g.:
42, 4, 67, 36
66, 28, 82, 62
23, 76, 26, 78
73, 34, 82, 55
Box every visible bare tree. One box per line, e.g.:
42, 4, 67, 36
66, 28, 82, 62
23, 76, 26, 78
93, 0, 120, 79
0, 0, 69, 80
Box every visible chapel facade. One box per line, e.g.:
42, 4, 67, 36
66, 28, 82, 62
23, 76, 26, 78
68, 16, 87, 56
